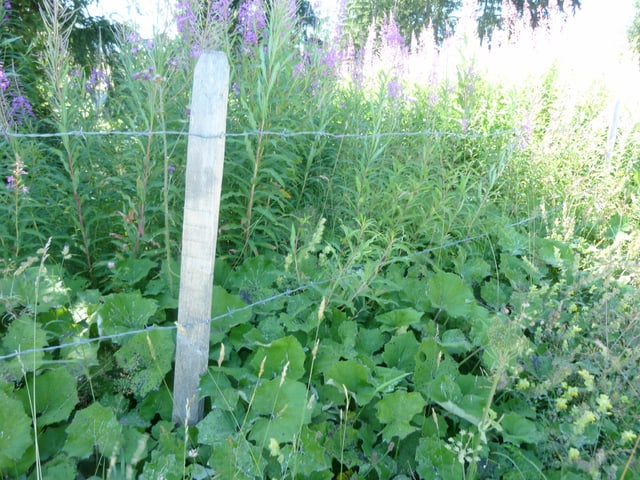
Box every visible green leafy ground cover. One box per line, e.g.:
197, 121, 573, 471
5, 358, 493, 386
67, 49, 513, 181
1, 0, 640, 478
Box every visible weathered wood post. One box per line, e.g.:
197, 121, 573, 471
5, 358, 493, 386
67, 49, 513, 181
173, 51, 229, 426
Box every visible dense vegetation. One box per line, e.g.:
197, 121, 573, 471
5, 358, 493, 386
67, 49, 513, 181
1, 0, 639, 479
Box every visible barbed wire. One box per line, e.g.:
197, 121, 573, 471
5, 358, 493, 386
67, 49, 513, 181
0, 210, 550, 363
0, 127, 523, 141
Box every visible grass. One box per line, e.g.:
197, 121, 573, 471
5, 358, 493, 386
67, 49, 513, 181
0, 0, 639, 478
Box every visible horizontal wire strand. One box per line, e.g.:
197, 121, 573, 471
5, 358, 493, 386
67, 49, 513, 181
0, 210, 550, 362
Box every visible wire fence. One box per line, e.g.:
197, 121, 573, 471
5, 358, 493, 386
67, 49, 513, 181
0, 208, 550, 363
0, 116, 583, 366
0, 127, 525, 140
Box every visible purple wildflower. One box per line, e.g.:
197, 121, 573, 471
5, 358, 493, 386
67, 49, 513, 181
175, 1, 196, 36
84, 68, 110, 94
190, 44, 203, 58
167, 165, 176, 174
236, 0, 266, 49
208, 0, 232, 29
0, 65, 9, 91
387, 78, 402, 100
320, 47, 340, 73
2, 0, 10, 22
381, 15, 404, 50
293, 61, 305, 78
10, 96, 34, 125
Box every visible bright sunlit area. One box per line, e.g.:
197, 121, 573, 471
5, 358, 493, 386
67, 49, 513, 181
2, 0, 640, 478
88, 0, 640, 103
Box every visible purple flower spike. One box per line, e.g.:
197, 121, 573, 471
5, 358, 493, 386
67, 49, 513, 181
0, 65, 9, 91
236, 0, 266, 49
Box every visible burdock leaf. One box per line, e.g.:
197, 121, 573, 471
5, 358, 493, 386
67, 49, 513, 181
64, 403, 122, 459
97, 292, 157, 339
0, 390, 32, 469
427, 272, 475, 318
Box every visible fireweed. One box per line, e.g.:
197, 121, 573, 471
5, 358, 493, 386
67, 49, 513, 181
0, 0, 638, 478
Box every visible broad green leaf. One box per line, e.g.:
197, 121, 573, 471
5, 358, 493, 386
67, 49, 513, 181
382, 332, 420, 369
249, 379, 311, 443
375, 307, 423, 331
376, 391, 425, 442
139, 451, 182, 480
285, 426, 331, 476
325, 359, 376, 406
356, 327, 387, 355
41, 456, 76, 480
198, 408, 237, 445
429, 373, 463, 404
249, 335, 306, 381
138, 388, 173, 421
5, 266, 69, 313
439, 329, 472, 354
414, 338, 457, 393
39, 424, 67, 462
97, 292, 157, 340
61, 338, 99, 371
501, 413, 546, 445
468, 304, 492, 346
458, 256, 491, 284
0, 315, 48, 380
64, 402, 122, 459
536, 238, 575, 276
376, 391, 425, 424
112, 258, 157, 286
115, 329, 175, 398
479, 279, 511, 310
207, 437, 265, 480
337, 320, 357, 353
501, 444, 547, 480
415, 436, 464, 479
200, 371, 239, 411
427, 272, 475, 318
431, 374, 491, 426
380, 421, 419, 442
0, 390, 32, 469
31, 367, 78, 426
500, 253, 538, 288
210, 285, 253, 344
374, 366, 412, 393
497, 227, 530, 255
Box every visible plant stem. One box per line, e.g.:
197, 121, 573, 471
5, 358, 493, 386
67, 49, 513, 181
467, 361, 505, 480
243, 120, 265, 258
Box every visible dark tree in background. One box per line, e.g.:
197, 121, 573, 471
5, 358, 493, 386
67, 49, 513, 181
342, 0, 581, 49
630, 0, 640, 64
2, 0, 119, 121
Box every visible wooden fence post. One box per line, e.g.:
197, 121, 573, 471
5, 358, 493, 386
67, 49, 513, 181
172, 51, 229, 426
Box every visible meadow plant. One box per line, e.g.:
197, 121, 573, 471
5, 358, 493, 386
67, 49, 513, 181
0, 0, 639, 477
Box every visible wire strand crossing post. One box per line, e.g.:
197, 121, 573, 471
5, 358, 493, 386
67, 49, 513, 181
172, 51, 229, 426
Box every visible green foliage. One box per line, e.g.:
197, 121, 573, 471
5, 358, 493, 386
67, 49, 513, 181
63, 402, 122, 459
629, 0, 640, 61
0, 390, 32, 470
0, 0, 638, 478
